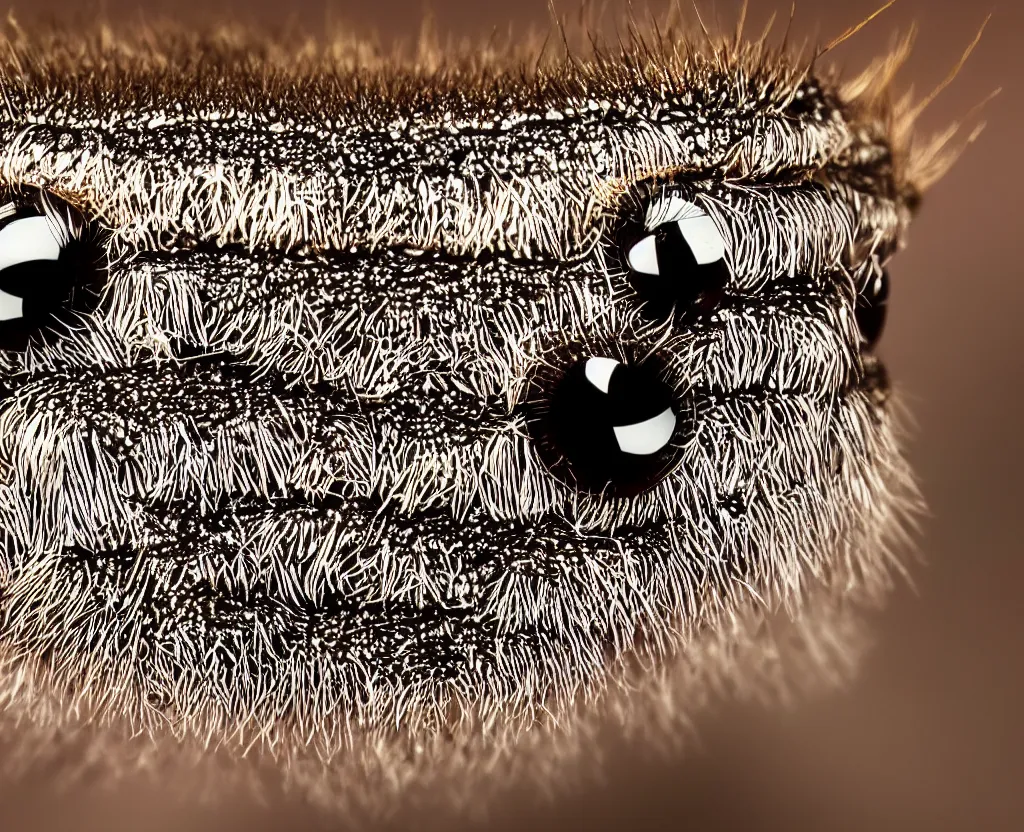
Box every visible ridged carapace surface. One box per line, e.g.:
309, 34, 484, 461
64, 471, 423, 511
0, 12, 957, 816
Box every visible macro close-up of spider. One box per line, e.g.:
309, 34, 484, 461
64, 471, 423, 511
0, 2, 1020, 831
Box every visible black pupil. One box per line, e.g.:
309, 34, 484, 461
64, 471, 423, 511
622, 217, 728, 320
529, 356, 679, 496
0, 190, 105, 352
855, 269, 889, 350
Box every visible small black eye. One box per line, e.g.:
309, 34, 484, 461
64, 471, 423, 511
0, 191, 106, 352
855, 269, 889, 350
620, 199, 728, 321
528, 356, 679, 496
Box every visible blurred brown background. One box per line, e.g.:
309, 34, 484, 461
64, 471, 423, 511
2, 1, 1021, 830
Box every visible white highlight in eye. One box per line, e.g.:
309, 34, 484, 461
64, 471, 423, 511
584, 356, 620, 394
0, 289, 23, 321
644, 194, 726, 265
0, 216, 63, 272
627, 234, 659, 275
678, 214, 725, 265
613, 407, 676, 455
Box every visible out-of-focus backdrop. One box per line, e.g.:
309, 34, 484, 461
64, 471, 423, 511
1, 1, 1020, 830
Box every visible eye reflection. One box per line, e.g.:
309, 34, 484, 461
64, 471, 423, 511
619, 195, 729, 321
0, 190, 107, 352
527, 355, 680, 497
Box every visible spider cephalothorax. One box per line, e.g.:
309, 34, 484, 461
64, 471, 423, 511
0, 14, 956, 814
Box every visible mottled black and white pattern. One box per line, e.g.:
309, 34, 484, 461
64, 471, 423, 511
0, 21, 933, 813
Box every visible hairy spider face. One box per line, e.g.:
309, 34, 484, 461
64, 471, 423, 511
0, 26, 923, 807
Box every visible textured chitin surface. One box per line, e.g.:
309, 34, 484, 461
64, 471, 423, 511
0, 26, 923, 792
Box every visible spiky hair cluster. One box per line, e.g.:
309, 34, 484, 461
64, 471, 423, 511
0, 9, 964, 819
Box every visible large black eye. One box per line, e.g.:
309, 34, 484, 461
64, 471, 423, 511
620, 198, 728, 321
0, 190, 106, 352
528, 356, 680, 496
855, 269, 889, 350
